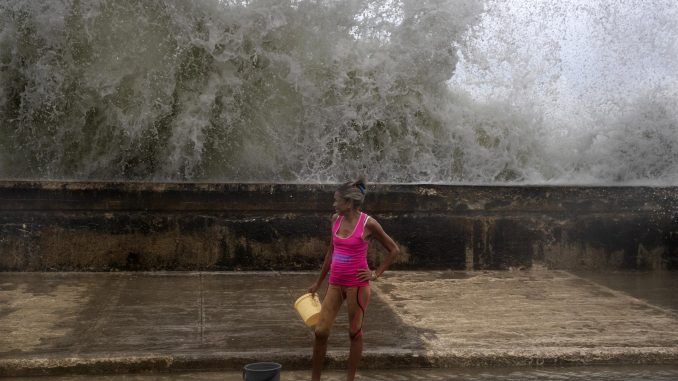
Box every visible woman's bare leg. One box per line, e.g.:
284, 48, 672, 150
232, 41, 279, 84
346, 286, 370, 381
312, 285, 343, 381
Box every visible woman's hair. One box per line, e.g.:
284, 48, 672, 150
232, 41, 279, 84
336, 175, 367, 209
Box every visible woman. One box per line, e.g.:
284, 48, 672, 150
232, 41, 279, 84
308, 176, 400, 381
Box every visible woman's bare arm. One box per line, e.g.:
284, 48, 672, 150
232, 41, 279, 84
309, 214, 338, 294
358, 218, 400, 281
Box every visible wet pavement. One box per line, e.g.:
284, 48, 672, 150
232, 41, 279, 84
1, 270, 678, 377
4, 366, 678, 381
573, 271, 678, 312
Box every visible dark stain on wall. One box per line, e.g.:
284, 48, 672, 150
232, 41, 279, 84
0, 182, 676, 271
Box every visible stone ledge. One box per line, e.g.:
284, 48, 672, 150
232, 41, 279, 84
3, 348, 678, 377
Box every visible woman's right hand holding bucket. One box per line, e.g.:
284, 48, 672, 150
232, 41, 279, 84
308, 282, 320, 295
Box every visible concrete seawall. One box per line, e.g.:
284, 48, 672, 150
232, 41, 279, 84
1, 181, 677, 271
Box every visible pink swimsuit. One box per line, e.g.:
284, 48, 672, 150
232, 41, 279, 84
329, 212, 370, 287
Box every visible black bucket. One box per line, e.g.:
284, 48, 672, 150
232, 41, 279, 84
242, 362, 282, 381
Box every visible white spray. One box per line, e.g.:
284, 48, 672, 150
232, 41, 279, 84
0, 0, 676, 184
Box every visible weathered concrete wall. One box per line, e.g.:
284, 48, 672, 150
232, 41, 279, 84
0, 181, 677, 271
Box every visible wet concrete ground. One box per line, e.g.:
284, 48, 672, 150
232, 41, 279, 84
4, 366, 678, 381
573, 271, 678, 311
1, 270, 678, 377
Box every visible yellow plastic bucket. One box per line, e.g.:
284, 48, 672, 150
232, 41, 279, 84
294, 293, 321, 327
